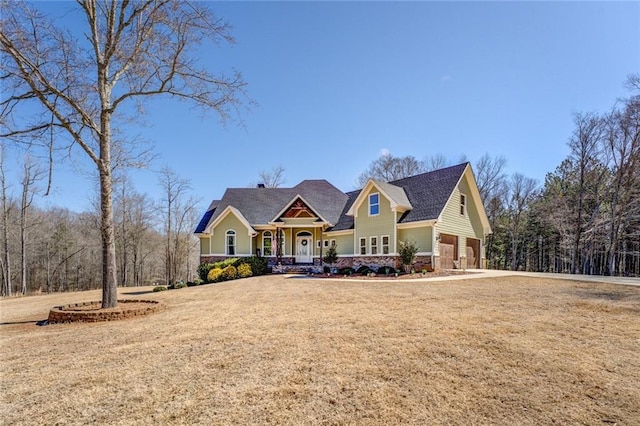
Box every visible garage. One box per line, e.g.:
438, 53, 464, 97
466, 238, 481, 269
439, 233, 458, 269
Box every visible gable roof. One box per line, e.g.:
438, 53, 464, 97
329, 163, 469, 231
196, 163, 491, 235
346, 179, 412, 216
392, 163, 469, 223
195, 180, 348, 232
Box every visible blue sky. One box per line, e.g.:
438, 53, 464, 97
4, 1, 639, 216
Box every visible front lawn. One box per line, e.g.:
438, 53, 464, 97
1, 275, 638, 424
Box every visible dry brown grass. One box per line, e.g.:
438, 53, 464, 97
1, 275, 639, 425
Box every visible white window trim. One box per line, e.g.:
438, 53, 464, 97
359, 237, 367, 255
369, 192, 380, 217
262, 231, 273, 256
226, 229, 236, 256
381, 235, 390, 255
460, 193, 467, 216
370, 236, 378, 255
330, 239, 336, 247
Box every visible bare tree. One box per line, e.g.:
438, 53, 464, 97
19, 155, 44, 294
474, 153, 507, 207
1, 1, 248, 307
568, 112, 606, 274
357, 152, 425, 187
424, 153, 450, 172
158, 166, 198, 285
257, 165, 286, 188
0, 145, 12, 296
603, 81, 640, 275
506, 173, 538, 271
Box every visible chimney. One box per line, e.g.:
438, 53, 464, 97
257, 183, 265, 188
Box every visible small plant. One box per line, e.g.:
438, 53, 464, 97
153, 286, 167, 292
323, 244, 338, 266
378, 266, 396, 275
174, 282, 188, 289
237, 263, 253, 278
194, 278, 203, 285
207, 267, 223, 282
198, 263, 215, 281
339, 267, 354, 276
221, 265, 237, 281
399, 239, 419, 273
356, 265, 372, 276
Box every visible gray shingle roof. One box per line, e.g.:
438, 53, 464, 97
371, 180, 412, 209
327, 162, 468, 231
196, 164, 468, 234
195, 180, 348, 233
392, 162, 468, 223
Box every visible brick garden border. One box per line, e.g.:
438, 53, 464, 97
48, 299, 162, 324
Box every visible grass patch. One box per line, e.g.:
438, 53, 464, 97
1, 276, 639, 424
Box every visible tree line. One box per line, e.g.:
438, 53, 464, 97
357, 75, 639, 277
0, 156, 200, 297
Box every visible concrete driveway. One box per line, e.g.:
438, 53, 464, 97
441, 269, 640, 287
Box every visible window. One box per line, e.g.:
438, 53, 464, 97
359, 238, 367, 255
226, 230, 236, 255
369, 193, 380, 216
370, 237, 378, 255
263, 231, 272, 256
330, 239, 336, 247
460, 193, 467, 216
382, 235, 390, 254
317, 240, 321, 248
323, 240, 330, 248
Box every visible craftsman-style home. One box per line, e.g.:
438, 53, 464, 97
195, 163, 491, 271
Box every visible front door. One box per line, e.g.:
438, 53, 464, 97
296, 232, 313, 263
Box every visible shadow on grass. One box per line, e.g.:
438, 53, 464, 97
120, 290, 156, 296
0, 319, 43, 326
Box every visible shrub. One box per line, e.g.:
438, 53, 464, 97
239, 256, 268, 276
198, 263, 215, 282
323, 266, 331, 274
339, 267, 354, 276
153, 286, 167, 292
399, 239, 419, 273
207, 267, 223, 282
221, 265, 237, 281
194, 278, 203, 285
214, 257, 239, 269
356, 265, 372, 275
323, 245, 338, 265
174, 282, 188, 289
186, 281, 197, 287
237, 263, 253, 278
378, 266, 396, 275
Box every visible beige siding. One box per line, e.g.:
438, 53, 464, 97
211, 213, 252, 255
398, 227, 433, 253
322, 233, 354, 255
355, 188, 396, 255
436, 174, 485, 259
200, 237, 210, 255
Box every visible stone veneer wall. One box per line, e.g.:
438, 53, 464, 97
48, 300, 161, 324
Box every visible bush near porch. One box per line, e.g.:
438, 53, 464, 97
198, 256, 268, 283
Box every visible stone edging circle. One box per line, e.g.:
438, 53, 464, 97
48, 299, 162, 324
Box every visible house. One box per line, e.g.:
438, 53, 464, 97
195, 162, 492, 271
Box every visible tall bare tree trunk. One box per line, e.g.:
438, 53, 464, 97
0, 150, 11, 297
